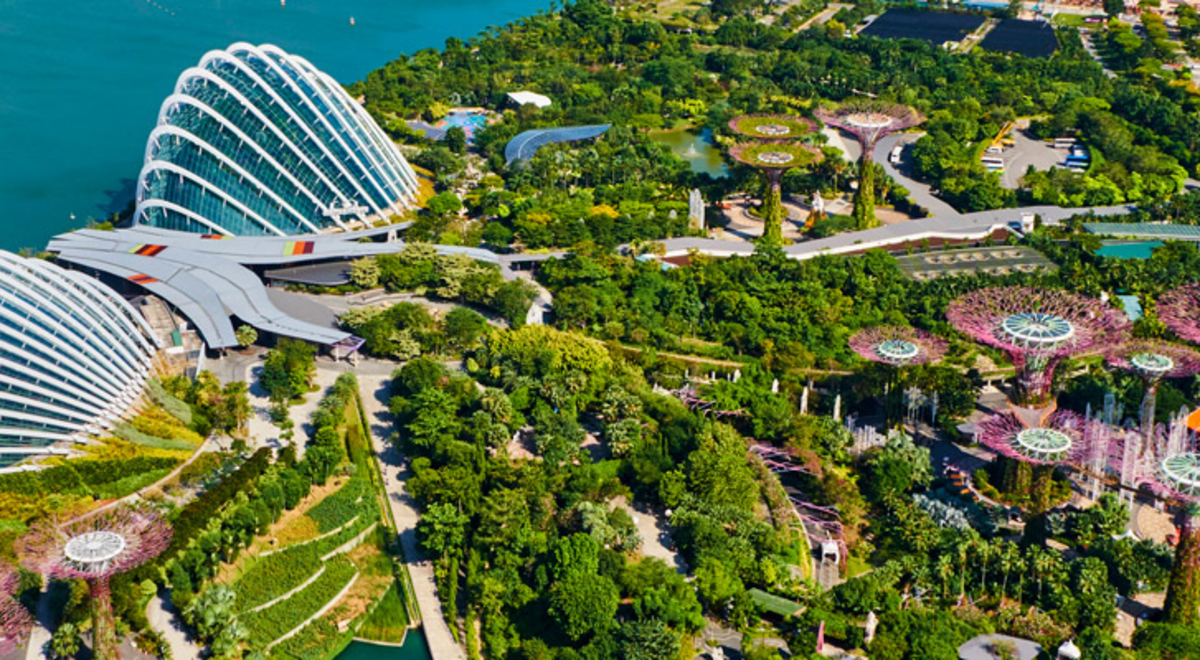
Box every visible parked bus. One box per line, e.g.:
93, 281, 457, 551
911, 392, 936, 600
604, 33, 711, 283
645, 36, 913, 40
1053, 137, 1076, 149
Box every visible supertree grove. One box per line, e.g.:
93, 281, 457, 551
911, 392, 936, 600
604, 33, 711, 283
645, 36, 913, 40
1158, 283, 1200, 346
1, 564, 31, 655
19, 506, 171, 660
727, 114, 821, 246
977, 409, 1092, 545
946, 286, 1130, 406
1107, 340, 1200, 440
814, 101, 923, 230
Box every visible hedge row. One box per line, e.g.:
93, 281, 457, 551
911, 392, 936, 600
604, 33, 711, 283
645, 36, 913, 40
235, 487, 379, 613
235, 544, 323, 612
146, 379, 194, 425
114, 423, 197, 451
266, 615, 349, 660
0, 456, 179, 497
305, 478, 370, 533
242, 557, 357, 648
165, 448, 272, 559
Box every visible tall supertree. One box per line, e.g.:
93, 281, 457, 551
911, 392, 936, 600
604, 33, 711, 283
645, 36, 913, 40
850, 326, 948, 424
727, 114, 821, 246
815, 101, 924, 230
977, 409, 1092, 545
946, 286, 1130, 407
1132, 432, 1200, 625
19, 506, 171, 660
1107, 340, 1200, 441
1158, 283, 1200, 346
1, 564, 32, 655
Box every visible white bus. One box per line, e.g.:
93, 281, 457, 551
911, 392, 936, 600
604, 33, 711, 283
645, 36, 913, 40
1053, 137, 1077, 149
981, 157, 1005, 170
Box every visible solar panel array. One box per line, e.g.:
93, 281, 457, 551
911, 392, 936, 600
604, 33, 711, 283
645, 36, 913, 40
859, 9, 986, 44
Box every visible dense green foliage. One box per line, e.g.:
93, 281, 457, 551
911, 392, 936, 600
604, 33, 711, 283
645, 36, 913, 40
343, 243, 537, 329
260, 339, 318, 403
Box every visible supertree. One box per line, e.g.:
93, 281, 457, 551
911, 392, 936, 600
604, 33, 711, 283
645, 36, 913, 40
814, 101, 924, 230
1159, 283, 1200, 346
0, 564, 32, 655
850, 326, 948, 423
977, 409, 1092, 545
1107, 340, 1200, 441
849, 326, 948, 367
727, 114, 821, 246
946, 286, 1130, 407
1130, 430, 1200, 625
19, 506, 171, 660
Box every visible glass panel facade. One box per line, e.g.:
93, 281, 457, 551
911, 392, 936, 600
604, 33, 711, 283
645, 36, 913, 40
135, 44, 417, 235
0, 252, 156, 451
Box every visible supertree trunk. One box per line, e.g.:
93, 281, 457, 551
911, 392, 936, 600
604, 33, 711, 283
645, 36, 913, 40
999, 456, 1033, 496
1166, 506, 1200, 626
761, 172, 785, 247
853, 149, 878, 230
89, 578, 119, 660
1021, 465, 1056, 547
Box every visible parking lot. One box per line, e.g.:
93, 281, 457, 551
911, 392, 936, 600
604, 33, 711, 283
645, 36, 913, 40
988, 127, 1071, 189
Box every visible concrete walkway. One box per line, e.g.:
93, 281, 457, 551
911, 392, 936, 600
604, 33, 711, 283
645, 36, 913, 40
358, 371, 466, 660
146, 590, 201, 660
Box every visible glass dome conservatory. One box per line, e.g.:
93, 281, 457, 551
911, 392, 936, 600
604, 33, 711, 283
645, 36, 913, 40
0, 251, 158, 454
135, 43, 419, 236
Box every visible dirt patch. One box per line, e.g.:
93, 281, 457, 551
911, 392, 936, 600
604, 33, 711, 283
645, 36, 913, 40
330, 545, 394, 624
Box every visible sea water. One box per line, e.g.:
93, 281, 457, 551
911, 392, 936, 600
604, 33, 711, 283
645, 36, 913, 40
0, 0, 548, 252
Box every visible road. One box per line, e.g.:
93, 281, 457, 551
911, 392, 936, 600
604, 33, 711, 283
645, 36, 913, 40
146, 591, 201, 660
357, 369, 467, 660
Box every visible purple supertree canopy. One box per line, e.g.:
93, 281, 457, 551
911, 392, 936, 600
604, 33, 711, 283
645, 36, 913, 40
977, 409, 1091, 466
19, 505, 171, 583
814, 101, 924, 153
1159, 283, 1200, 346
1107, 340, 1200, 382
849, 326, 948, 367
947, 286, 1130, 402
0, 565, 31, 655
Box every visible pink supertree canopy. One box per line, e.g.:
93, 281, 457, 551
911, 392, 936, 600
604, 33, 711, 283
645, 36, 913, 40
1107, 340, 1200, 382
977, 409, 1091, 467
814, 101, 924, 155
0, 564, 31, 655
849, 326, 948, 367
947, 286, 1130, 403
19, 506, 170, 660
1159, 283, 1200, 346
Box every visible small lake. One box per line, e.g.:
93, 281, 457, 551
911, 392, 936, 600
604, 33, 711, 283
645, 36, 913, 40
336, 631, 431, 660
650, 128, 730, 178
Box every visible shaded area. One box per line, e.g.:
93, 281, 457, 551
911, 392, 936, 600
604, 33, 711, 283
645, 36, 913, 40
859, 9, 985, 44
979, 18, 1059, 58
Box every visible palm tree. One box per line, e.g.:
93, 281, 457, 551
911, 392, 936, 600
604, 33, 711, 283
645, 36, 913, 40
935, 554, 955, 599
997, 543, 1019, 601
977, 539, 996, 599
50, 622, 80, 660
957, 530, 979, 599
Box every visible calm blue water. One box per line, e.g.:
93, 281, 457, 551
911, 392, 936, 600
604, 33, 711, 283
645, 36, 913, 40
338, 633, 430, 660
0, 0, 548, 252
